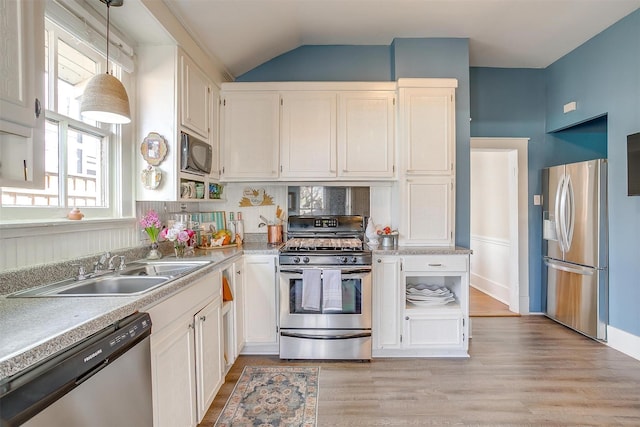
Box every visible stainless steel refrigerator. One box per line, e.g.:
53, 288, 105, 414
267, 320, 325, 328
542, 159, 608, 341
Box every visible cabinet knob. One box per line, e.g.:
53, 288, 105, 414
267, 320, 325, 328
200, 315, 207, 322
405, 316, 409, 320
236, 270, 241, 275
188, 322, 194, 329
377, 259, 382, 263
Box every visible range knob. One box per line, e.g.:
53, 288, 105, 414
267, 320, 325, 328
293, 257, 301, 264
351, 257, 358, 264
302, 256, 310, 264
339, 256, 349, 264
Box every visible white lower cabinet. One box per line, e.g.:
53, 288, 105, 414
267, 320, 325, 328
372, 256, 402, 352
373, 254, 469, 357
147, 271, 223, 427
220, 258, 245, 373
194, 298, 223, 421
242, 255, 278, 354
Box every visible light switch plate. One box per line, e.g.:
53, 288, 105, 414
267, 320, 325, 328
534, 194, 542, 205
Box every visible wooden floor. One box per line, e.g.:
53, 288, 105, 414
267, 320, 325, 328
469, 286, 519, 317
200, 316, 640, 426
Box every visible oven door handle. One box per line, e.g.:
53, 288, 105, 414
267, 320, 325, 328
279, 268, 372, 275
280, 331, 372, 340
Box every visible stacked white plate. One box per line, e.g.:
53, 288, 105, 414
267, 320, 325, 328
406, 284, 455, 306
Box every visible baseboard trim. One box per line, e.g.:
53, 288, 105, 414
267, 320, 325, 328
607, 325, 640, 362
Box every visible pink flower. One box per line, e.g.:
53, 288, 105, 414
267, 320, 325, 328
140, 210, 162, 242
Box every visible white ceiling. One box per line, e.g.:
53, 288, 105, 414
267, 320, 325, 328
154, 1, 639, 78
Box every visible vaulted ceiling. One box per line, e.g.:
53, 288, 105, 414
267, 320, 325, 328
135, 1, 640, 78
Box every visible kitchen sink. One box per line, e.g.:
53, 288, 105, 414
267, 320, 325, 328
7, 260, 211, 297
56, 276, 170, 295
119, 261, 208, 278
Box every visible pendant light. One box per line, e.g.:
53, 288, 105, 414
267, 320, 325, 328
80, 0, 131, 124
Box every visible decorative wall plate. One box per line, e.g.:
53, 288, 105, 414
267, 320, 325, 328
141, 165, 162, 190
141, 132, 168, 166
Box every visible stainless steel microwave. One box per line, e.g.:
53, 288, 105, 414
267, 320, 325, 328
180, 131, 212, 175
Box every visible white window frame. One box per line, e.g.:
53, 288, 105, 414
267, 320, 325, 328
0, 9, 131, 223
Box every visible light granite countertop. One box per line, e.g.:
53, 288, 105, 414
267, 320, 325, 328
0, 244, 281, 381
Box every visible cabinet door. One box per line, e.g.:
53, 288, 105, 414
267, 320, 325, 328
234, 261, 245, 356
400, 87, 455, 175
194, 297, 223, 423
280, 92, 337, 179
338, 92, 395, 178
405, 312, 464, 349
403, 176, 455, 245
208, 84, 221, 180
180, 52, 210, 140
372, 256, 402, 350
221, 92, 280, 180
0, 0, 45, 188
242, 255, 278, 352
151, 314, 198, 427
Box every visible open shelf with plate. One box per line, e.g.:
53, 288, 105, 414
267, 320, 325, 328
400, 255, 469, 356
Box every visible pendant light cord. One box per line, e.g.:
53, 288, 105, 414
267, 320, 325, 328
105, 0, 110, 75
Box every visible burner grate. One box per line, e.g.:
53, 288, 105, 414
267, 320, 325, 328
283, 237, 363, 252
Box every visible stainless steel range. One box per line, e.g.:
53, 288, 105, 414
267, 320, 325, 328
278, 215, 372, 360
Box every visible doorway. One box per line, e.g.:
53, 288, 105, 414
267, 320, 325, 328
470, 138, 529, 316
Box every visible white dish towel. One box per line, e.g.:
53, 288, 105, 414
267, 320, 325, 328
322, 269, 343, 312
302, 268, 321, 311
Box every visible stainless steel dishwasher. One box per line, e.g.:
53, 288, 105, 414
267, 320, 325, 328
0, 312, 153, 427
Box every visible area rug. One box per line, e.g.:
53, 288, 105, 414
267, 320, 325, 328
215, 366, 319, 427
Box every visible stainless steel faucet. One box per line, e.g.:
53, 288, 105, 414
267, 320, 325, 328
94, 252, 111, 273
72, 264, 87, 280
108, 255, 126, 271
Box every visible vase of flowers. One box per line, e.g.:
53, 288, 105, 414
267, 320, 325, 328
160, 221, 194, 259
140, 210, 163, 259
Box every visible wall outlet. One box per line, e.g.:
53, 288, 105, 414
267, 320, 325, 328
533, 194, 542, 205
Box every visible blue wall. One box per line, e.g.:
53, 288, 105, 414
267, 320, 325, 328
469, 67, 547, 310
238, 45, 392, 82
545, 9, 640, 336
238, 38, 472, 249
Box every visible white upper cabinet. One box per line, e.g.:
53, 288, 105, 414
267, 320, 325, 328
338, 91, 395, 179
180, 53, 210, 140
403, 176, 455, 245
219, 82, 396, 182
137, 46, 219, 201
0, 0, 45, 189
399, 80, 456, 176
397, 79, 457, 246
220, 91, 280, 180
280, 92, 337, 179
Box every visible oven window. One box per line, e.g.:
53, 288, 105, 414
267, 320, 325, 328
288, 277, 362, 314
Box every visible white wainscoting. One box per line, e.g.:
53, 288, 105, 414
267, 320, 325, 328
470, 234, 511, 304
0, 219, 138, 271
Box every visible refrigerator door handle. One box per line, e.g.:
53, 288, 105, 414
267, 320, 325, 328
565, 175, 575, 251
544, 258, 595, 276
554, 175, 566, 252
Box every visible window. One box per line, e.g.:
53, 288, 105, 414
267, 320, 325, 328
1, 17, 128, 218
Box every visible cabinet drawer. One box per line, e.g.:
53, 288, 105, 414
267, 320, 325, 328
402, 255, 467, 272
